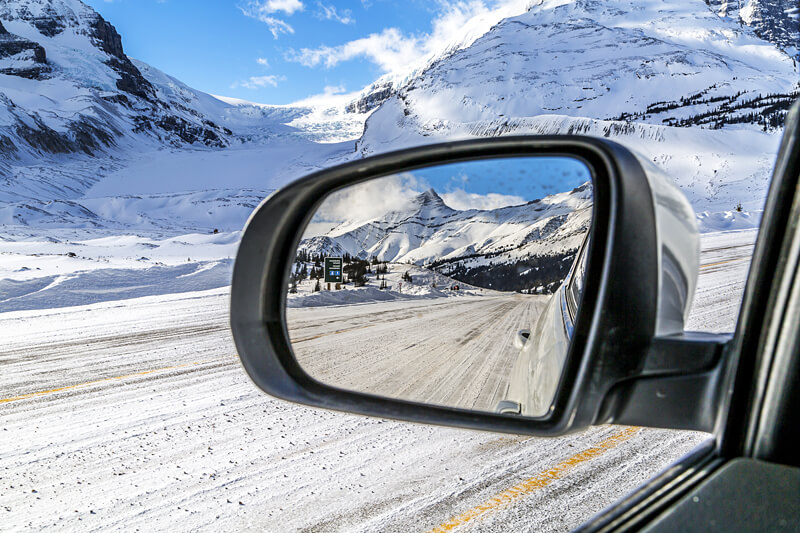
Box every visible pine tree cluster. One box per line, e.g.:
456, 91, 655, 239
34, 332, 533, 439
609, 88, 799, 132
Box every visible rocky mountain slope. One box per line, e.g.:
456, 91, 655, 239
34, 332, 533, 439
350, 0, 799, 132
0, 0, 230, 156
706, 0, 799, 60
0, 0, 355, 211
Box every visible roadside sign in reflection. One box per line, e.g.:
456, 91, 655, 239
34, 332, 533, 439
324, 257, 343, 283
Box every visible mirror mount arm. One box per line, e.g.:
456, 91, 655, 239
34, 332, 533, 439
596, 333, 731, 432
641, 332, 731, 375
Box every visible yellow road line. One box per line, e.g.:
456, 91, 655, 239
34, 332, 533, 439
700, 257, 747, 269
2, 322, 376, 406
428, 426, 641, 532
0, 360, 217, 405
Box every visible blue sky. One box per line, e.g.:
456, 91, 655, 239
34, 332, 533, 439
417, 157, 591, 201
83, 0, 526, 105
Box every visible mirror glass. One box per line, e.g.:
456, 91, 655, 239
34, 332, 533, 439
285, 156, 593, 418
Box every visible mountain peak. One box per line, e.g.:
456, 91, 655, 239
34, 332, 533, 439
409, 188, 454, 216
415, 188, 445, 205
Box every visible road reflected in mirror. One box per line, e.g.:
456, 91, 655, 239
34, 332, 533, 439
286, 156, 592, 418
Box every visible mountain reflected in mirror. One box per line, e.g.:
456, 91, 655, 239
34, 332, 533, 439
286, 156, 593, 417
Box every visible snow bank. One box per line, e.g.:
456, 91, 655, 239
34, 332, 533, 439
696, 210, 762, 233
0, 260, 233, 313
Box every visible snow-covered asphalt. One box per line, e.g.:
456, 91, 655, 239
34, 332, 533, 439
290, 294, 547, 411
0, 230, 755, 532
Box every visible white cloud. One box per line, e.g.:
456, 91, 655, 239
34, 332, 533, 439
304, 174, 427, 237
256, 57, 270, 67
240, 0, 304, 38
286, 1, 532, 75
245, 0, 304, 15
231, 75, 287, 89
260, 16, 295, 38
316, 3, 355, 24
287, 27, 422, 72
318, 84, 347, 96
303, 172, 528, 237
441, 190, 526, 210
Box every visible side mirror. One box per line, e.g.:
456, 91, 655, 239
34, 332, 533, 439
230, 136, 726, 436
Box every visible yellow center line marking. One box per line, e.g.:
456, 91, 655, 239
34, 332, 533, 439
428, 426, 641, 532
700, 257, 747, 269
0, 359, 222, 405
3, 322, 375, 406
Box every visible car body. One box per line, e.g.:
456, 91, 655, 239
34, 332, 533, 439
501, 150, 699, 417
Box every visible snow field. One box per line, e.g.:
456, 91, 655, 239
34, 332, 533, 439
0, 230, 241, 312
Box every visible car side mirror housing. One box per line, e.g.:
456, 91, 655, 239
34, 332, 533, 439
230, 136, 726, 436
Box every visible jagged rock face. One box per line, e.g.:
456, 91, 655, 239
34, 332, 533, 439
742, 0, 800, 59
0, 20, 49, 79
706, 0, 799, 59
346, 82, 395, 114
0, 1, 67, 37
0, 0, 155, 98
87, 15, 155, 100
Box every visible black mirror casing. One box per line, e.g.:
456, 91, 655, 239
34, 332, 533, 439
230, 136, 664, 436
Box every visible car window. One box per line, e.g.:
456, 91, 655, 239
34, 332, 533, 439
567, 235, 589, 321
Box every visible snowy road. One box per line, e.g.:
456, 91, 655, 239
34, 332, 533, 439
290, 294, 547, 411
0, 230, 755, 532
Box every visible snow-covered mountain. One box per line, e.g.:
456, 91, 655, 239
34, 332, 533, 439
349, 0, 800, 116
357, 0, 799, 136
299, 185, 592, 292
0, 0, 230, 156
353, 0, 798, 215
0, 0, 364, 211
1, 0, 798, 234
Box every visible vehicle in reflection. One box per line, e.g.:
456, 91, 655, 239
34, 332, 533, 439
499, 233, 589, 416
497, 156, 700, 418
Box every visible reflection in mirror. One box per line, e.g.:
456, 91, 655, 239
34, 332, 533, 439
286, 157, 593, 418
